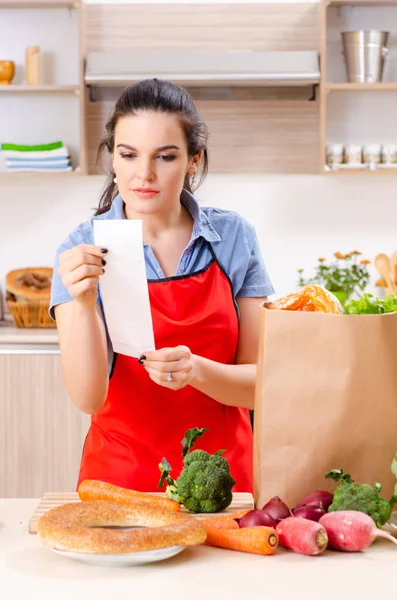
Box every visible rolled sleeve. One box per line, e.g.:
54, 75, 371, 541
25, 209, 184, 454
236, 225, 275, 298
49, 227, 100, 320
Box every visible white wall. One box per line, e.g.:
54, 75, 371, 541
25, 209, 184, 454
1, 173, 396, 310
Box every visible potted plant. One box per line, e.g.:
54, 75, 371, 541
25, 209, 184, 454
297, 251, 371, 306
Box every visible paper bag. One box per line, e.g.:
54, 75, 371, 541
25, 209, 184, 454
254, 305, 397, 509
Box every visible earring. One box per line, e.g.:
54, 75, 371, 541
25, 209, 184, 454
113, 176, 118, 184
190, 171, 196, 185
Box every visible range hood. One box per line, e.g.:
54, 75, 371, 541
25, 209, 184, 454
85, 50, 320, 88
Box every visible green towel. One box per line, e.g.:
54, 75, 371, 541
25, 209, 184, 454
1, 141, 63, 151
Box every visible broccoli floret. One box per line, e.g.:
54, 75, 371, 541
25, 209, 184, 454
325, 469, 392, 528
158, 428, 236, 513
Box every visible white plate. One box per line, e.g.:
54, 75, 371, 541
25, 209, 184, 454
51, 545, 186, 567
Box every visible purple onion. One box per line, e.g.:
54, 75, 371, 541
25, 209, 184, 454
261, 496, 290, 523
292, 503, 326, 522
295, 491, 334, 512
234, 509, 277, 529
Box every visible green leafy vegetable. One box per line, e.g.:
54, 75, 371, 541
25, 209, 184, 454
344, 293, 397, 315
158, 428, 235, 513
325, 469, 394, 528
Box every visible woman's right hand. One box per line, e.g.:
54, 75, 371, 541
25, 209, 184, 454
58, 244, 107, 308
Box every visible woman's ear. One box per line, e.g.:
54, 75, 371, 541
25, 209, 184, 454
189, 150, 202, 174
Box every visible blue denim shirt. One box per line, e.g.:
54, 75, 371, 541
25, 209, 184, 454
50, 190, 274, 319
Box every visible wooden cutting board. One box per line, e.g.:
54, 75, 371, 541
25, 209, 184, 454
29, 492, 254, 534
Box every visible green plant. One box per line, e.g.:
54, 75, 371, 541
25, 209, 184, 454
297, 251, 371, 300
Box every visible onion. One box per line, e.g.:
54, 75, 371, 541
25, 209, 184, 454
295, 490, 334, 512
234, 509, 277, 529
292, 503, 326, 522
261, 496, 290, 523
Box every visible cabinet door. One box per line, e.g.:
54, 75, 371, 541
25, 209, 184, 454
0, 351, 90, 498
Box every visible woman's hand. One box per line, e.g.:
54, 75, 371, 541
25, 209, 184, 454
58, 244, 107, 308
140, 345, 196, 391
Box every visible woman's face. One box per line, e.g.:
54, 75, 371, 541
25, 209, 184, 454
113, 111, 198, 216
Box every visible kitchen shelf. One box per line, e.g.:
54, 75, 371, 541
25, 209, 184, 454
0, 0, 78, 7
324, 168, 397, 174
0, 171, 80, 178
327, 0, 397, 5
326, 83, 397, 91
0, 85, 80, 93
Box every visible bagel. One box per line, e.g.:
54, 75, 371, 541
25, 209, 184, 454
6, 267, 52, 301
37, 501, 207, 554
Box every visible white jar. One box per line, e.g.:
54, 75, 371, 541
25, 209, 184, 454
363, 144, 381, 165
381, 144, 397, 164
344, 144, 362, 165
326, 143, 344, 167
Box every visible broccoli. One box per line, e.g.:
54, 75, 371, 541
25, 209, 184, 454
158, 427, 236, 513
325, 469, 394, 528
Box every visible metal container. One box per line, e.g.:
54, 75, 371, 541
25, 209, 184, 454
341, 31, 389, 83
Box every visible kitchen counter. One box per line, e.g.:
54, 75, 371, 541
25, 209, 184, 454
1, 499, 396, 600
0, 321, 58, 345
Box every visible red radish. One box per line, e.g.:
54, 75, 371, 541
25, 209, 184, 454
319, 510, 397, 552
261, 496, 290, 523
292, 503, 326, 522
235, 510, 277, 529
295, 491, 334, 512
276, 516, 328, 556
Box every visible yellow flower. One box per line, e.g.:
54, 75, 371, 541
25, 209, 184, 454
318, 257, 326, 262
334, 252, 344, 259
376, 279, 387, 287
360, 259, 371, 265
352, 250, 362, 255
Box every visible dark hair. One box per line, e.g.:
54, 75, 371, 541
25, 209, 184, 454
95, 78, 209, 216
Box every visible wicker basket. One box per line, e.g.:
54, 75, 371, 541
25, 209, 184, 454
5, 267, 55, 329
6, 297, 56, 328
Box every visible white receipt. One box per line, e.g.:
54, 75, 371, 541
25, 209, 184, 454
93, 219, 155, 358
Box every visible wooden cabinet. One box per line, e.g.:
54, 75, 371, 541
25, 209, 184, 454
0, 349, 90, 497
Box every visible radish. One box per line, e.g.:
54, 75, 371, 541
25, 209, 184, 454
295, 491, 334, 512
319, 510, 397, 552
276, 516, 328, 556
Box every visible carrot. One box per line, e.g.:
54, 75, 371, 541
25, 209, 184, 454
205, 525, 278, 555
78, 479, 180, 512
201, 510, 250, 531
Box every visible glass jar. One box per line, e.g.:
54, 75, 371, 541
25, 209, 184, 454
344, 144, 362, 165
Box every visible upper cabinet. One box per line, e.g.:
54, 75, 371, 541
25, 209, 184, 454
0, 1, 83, 174
321, 0, 397, 174
82, 2, 321, 175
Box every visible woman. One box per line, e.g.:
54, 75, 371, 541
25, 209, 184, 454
51, 78, 274, 494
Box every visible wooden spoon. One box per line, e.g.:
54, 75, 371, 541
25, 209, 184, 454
374, 253, 397, 296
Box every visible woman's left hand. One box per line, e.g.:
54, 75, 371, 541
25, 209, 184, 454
140, 345, 196, 390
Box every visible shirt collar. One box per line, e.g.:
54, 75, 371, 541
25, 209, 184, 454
108, 190, 221, 244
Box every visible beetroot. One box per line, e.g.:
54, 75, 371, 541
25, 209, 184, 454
319, 510, 397, 552
235, 510, 277, 529
292, 503, 326, 522
261, 496, 290, 523
276, 516, 328, 556
295, 491, 334, 512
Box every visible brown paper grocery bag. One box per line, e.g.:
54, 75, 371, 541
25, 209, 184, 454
253, 305, 397, 509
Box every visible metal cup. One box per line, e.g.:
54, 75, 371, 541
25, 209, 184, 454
341, 31, 389, 83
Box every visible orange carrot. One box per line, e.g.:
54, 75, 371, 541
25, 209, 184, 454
205, 525, 278, 555
78, 479, 180, 512
201, 510, 250, 531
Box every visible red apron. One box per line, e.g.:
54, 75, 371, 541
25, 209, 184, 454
78, 245, 253, 492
